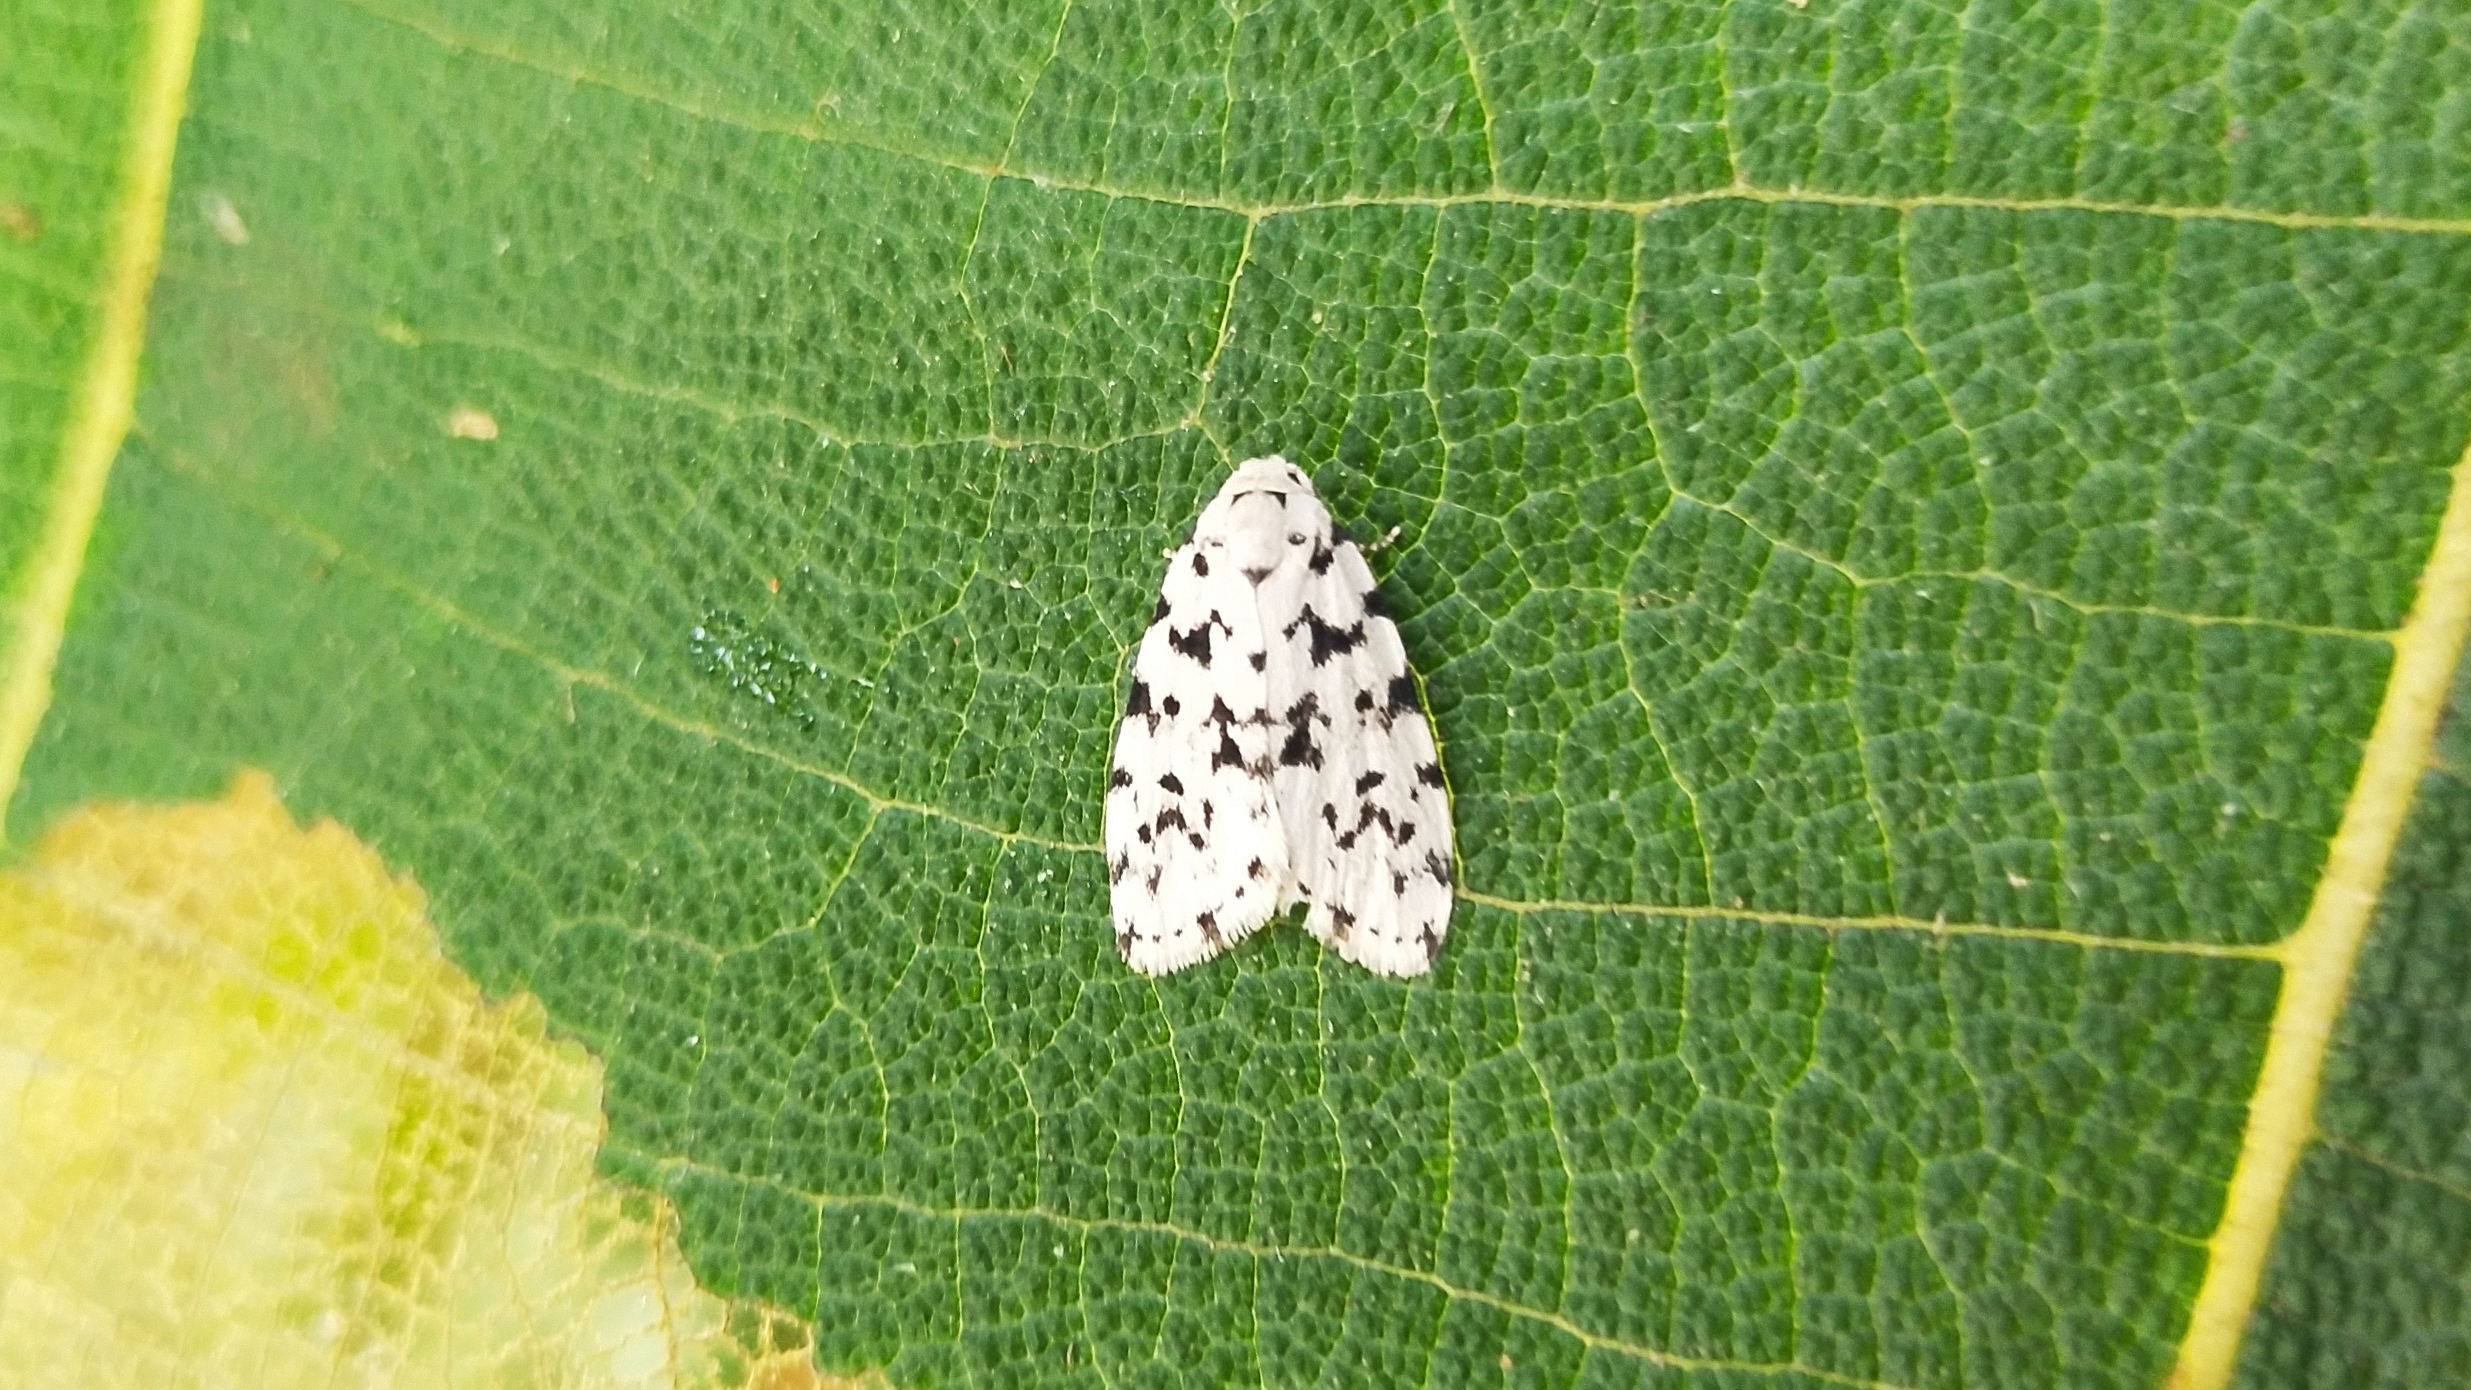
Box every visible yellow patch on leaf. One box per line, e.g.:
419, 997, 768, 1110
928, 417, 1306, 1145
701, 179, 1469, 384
0, 772, 867, 1390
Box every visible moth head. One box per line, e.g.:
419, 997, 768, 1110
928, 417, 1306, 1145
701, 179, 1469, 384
1199, 457, 1333, 584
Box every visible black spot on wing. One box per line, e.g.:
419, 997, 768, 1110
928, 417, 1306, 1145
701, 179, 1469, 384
1416, 761, 1445, 789
1161, 693, 1181, 717
1154, 807, 1188, 835
1249, 650, 1266, 672
1151, 594, 1170, 624
1108, 852, 1130, 884
1420, 922, 1443, 963
1285, 606, 1367, 667
1168, 622, 1213, 666
1355, 689, 1375, 712
1197, 911, 1223, 946
1395, 820, 1417, 844
1247, 857, 1266, 879
1211, 730, 1246, 771
1308, 543, 1335, 575
1354, 770, 1386, 794
1278, 692, 1325, 769
1126, 680, 1153, 717
1192, 553, 1210, 577
1424, 850, 1452, 887
1208, 696, 1239, 726
1360, 586, 1388, 619
1348, 804, 1392, 852
1386, 675, 1422, 715
1329, 906, 1357, 942
1158, 773, 1185, 795
1110, 767, 1133, 789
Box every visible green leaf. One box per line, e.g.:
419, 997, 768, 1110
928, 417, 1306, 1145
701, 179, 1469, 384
6, 2, 2471, 1388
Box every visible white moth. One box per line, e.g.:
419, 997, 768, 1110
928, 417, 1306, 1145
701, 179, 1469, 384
1106, 456, 1454, 977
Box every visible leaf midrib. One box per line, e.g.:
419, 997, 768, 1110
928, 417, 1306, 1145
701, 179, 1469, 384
0, 0, 203, 829
2170, 435, 2471, 1390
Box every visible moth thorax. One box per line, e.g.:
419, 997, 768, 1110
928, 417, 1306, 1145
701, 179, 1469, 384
1217, 492, 1304, 581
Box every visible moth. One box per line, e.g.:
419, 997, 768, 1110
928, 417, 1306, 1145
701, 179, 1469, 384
1105, 456, 1453, 977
